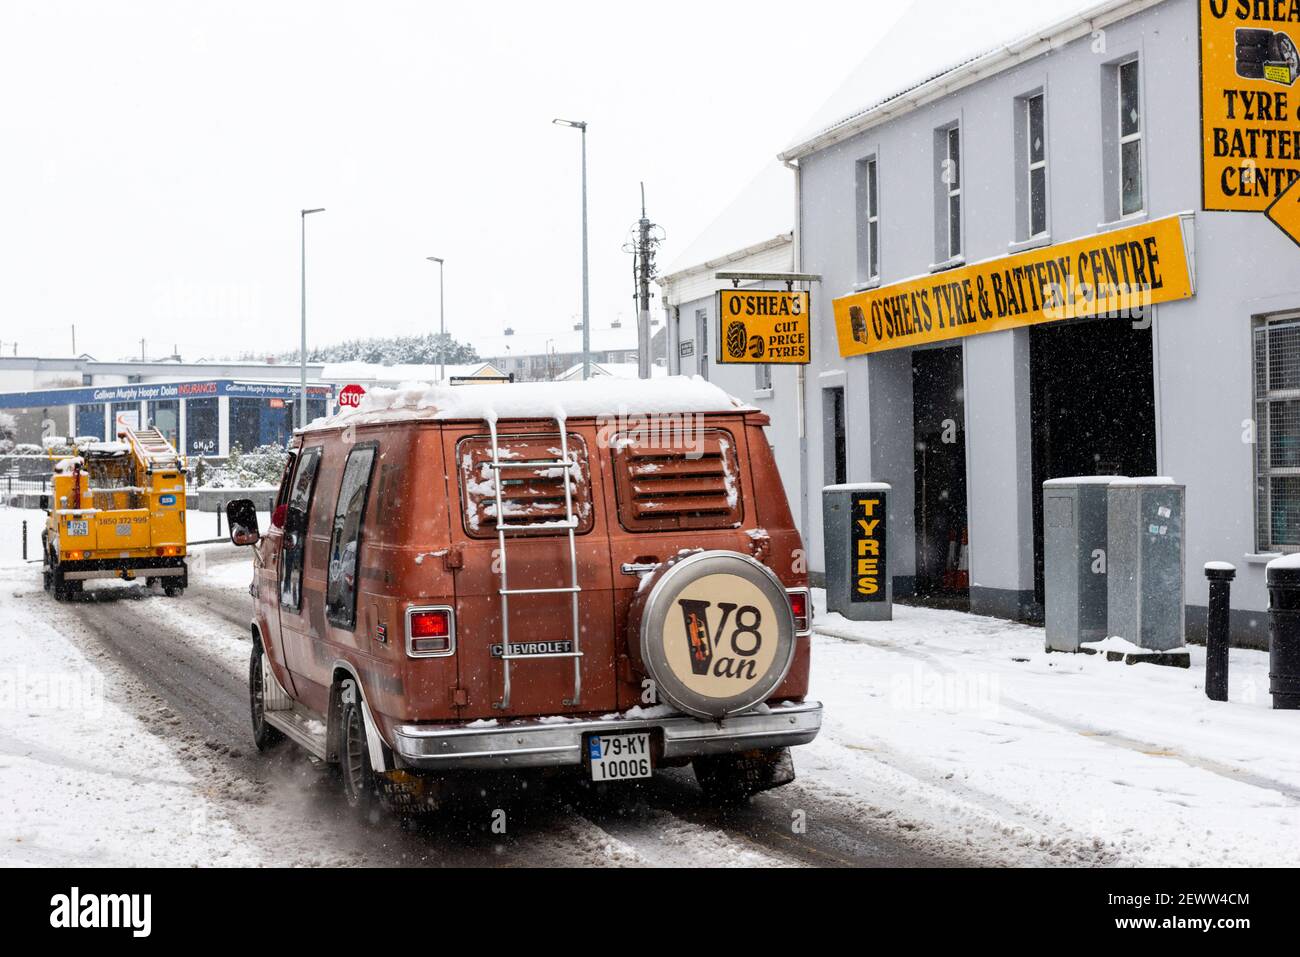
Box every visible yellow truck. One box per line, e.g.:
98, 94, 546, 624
41, 425, 188, 600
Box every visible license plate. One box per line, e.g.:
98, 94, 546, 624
587, 732, 652, 782
66, 520, 89, 537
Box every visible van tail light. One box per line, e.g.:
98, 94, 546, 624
788, 588, 812, 637
406, 607, 456, 658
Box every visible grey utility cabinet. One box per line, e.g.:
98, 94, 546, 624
1043, 477, 1125, 652
1107, 479, 1186, 651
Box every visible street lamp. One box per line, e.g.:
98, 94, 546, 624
553, 118, 589, 381
427, 256, 445, 383
300, 207, 325, 429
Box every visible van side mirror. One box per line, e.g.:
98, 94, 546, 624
226, 499, 261, 546
38, 494, 50, 512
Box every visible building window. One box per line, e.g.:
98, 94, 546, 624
75, 404, 105, 441
1025, 94, 1048, 238
1118, 59, 1143, 217
755, 364, 772, 392
110, 401, 140, 434
856, 156, 880, 281
147, 399, 179, 449
1256, 316, 1300, 552
696, 308, 709, 381
186, 397, 218, 456
937, 125, 962, 262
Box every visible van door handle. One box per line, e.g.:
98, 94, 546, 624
620, 562, 660, 577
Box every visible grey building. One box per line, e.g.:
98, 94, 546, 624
686, 0, 1300, 647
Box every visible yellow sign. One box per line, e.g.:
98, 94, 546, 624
716, 290, 811, 364
1200, 0, 1300, 212
1267, 172, 1300, 245
832, 215, 1195, 357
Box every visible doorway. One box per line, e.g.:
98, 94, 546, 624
912, 346, 969, 606
1030, 317, 1157, 604
823, 386, 846, 488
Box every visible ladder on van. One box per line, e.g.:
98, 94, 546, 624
487, 417, 584, 710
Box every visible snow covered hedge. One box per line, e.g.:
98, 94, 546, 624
197, 444, 289, 489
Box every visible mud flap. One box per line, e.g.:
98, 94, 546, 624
341, 678, 392, 773
693, 746, 796, 800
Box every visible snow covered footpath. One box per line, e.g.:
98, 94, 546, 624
802, 591, 1300, 867
0, 506, 262, 866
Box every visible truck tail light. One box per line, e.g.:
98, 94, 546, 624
788, 588, 812, 636
156, 546, 181, 557
406, 607, 455, 658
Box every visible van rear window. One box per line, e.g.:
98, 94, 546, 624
611, 429, 743, 531
457, 434, 593, 538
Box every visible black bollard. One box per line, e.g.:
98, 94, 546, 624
1267, 560, 1300, 710
1204, 563, 1235, 702
21, 520, 27, 562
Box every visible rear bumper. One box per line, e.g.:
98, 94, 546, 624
390, 700, 823, 771
59, 556, 187, 580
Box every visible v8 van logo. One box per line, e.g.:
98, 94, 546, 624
676, 598, 763, 680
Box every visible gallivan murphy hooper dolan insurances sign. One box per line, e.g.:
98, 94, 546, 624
831, 214, 1195, 358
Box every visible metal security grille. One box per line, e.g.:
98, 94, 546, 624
1255, 315, 1300, 551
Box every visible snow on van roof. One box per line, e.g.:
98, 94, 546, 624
302, 375, 752, 431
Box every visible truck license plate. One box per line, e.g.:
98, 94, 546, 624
587, 732, 652, 782
66, 520, 89, 537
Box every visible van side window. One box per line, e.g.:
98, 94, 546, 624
279, 445, 322, 611
611, 428, 744, 531
326, 444, 377, 628
274, 451, 297, 509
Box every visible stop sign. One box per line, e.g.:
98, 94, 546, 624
339, 384, 367, 410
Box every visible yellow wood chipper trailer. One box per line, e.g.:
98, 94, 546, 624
41, 426, 189, 600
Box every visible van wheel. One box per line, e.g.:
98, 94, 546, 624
340, 692, 378, 816
693, 747, 796, 804
163, 584, 183, 597
249, 644, 284, 752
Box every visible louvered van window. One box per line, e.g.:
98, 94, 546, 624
457, 434, 593, 538
612, 429, 743, 531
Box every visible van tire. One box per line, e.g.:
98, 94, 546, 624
52, 562, 69, 601
340, 693, 378, 816
163, 584, 184, 597
693, 747, 796, 803
249, 643, 285, 752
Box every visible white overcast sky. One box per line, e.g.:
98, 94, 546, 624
0, 1, 903, 362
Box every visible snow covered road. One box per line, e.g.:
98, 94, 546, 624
5, 500, 1295, 867
0, 506, 966, 866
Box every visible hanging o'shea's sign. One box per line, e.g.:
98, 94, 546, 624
833, 215, 1195, 357
339, 384, 367, 409
716, 290, 811, 364
1200, 0, 1300, 211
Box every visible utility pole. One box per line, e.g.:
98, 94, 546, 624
427, 256, 445, 383
625, 183, 664, 379
552, 118, 589, 379
71, 325, 76, 355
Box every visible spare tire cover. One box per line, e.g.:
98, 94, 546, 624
637, 551, 796, 719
